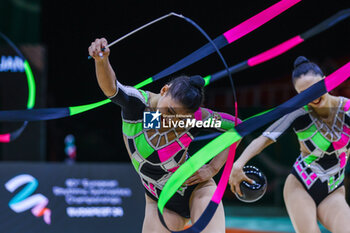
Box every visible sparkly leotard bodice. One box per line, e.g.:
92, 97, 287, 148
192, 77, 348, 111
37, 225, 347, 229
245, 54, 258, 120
264, 97, 350, 193
110, 81, 238, 198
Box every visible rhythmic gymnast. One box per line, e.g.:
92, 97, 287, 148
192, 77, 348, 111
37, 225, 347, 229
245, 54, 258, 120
229, 56, 350, 233
88, 38, 241, 233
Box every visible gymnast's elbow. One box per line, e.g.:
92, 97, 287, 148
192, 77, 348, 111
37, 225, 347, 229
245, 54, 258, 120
256, 135, 275, 149
102, 84, 118, 98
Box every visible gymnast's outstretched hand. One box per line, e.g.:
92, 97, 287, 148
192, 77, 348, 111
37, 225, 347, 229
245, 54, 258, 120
229, 135, 274, 196
229, 163, 254, 197
88, 38, 117, 97
88, 38, 110, 61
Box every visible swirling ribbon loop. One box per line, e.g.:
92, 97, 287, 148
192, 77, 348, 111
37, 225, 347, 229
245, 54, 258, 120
0, 32, 36, 142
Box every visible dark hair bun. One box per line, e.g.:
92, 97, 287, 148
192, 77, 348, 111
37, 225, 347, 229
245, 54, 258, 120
189, 75, 205, 89
294, 56, 310, 68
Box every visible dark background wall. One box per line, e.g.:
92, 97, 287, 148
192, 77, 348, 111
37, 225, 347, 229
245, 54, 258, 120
0, 0, 41, 43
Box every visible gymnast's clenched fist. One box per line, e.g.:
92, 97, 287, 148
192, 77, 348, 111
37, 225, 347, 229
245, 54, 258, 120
88, 38, 110, 61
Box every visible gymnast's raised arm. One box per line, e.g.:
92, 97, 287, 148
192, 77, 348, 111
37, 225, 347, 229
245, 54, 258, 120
88, 38, 117, 97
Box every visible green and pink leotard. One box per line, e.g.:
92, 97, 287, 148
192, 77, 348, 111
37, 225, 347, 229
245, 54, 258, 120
263, 97, 350, 205
110, 81, 240, 218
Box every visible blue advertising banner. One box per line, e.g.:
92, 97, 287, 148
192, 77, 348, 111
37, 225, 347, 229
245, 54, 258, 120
0, 162, 145, 233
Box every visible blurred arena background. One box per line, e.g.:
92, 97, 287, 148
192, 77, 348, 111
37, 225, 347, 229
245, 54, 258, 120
0, 0, 350, 232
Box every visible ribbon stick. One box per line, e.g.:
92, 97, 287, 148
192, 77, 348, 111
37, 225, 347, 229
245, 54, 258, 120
87, 13, 177, 59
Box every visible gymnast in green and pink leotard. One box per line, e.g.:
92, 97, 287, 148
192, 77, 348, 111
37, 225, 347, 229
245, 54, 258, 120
229, 56, 350, 233
89, 37, 241, 233
110, 77, 239, 217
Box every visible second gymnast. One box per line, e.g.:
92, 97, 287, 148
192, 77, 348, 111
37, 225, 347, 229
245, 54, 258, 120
229, 56, 350, 233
